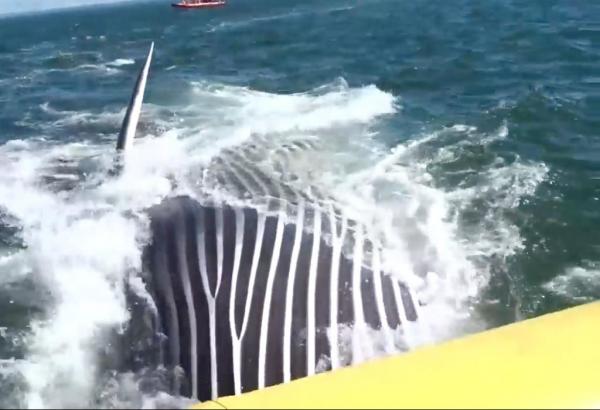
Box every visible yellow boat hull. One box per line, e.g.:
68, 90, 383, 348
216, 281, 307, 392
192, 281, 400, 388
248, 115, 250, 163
192, 302, 600, 409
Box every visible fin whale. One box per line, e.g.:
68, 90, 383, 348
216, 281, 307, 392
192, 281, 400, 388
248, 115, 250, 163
116, 43, 421, 402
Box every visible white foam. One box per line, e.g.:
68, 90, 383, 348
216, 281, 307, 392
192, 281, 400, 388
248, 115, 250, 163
189, 78, 397, 134
0, 137, 154, 408
76, 63, 120, 75
37, 104, 127, 133
543, 265, 600, 303
0, 251, 30, 286
107, 58, 135, 67
207, 5, 356, 33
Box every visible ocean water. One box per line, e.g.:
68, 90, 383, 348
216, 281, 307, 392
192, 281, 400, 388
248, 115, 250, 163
0, 0, 599, 407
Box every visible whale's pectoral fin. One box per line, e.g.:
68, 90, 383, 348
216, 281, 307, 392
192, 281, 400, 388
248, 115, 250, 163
116, 41, 154, 153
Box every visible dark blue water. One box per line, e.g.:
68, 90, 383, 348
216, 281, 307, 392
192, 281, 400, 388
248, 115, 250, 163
0, 0, 599, 407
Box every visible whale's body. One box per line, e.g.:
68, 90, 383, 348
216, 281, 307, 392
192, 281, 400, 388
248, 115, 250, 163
140, 196, 418, 401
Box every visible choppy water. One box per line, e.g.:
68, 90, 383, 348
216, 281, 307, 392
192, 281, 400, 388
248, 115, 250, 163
0, 0, 599, 407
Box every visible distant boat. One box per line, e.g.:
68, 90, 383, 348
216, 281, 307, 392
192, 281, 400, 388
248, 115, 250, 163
171, 0, 226, 8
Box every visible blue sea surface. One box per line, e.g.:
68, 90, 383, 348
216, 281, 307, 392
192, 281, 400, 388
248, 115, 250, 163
0, 0, 599, 407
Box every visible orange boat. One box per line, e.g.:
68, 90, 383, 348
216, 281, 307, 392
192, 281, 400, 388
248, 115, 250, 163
172, 0, 226, 8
